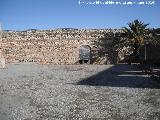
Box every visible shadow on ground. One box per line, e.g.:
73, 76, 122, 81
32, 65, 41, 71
76, 64, 160, 89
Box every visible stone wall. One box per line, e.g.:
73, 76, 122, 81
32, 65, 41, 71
0, 28, 122, 64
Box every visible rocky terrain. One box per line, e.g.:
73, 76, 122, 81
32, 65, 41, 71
0, 63, 160, 120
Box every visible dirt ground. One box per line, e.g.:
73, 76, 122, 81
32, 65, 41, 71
0, 63, 160, 120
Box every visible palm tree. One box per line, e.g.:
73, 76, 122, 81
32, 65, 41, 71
121, 19, 149, 59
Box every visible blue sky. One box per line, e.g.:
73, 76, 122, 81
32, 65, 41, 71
0, 0, 159, 30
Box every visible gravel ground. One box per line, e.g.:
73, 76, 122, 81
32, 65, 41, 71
0, 63, 160, 120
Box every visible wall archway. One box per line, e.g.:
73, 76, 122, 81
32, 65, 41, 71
79, 45, 91, 64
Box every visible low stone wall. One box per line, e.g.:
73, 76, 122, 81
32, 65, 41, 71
1, 29, 122, 64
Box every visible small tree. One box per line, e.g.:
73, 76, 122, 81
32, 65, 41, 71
149, 28, 160, 46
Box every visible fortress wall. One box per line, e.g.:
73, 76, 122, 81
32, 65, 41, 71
0, 29, 122, 64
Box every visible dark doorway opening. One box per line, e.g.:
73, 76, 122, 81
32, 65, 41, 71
79, 45, 91, 64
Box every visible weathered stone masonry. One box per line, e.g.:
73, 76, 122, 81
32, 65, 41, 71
0, 28, 122, 64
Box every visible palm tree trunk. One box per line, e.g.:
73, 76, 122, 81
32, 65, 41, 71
133, 43, 140, 60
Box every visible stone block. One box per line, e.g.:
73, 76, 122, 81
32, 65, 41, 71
0, 58, 5, 68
